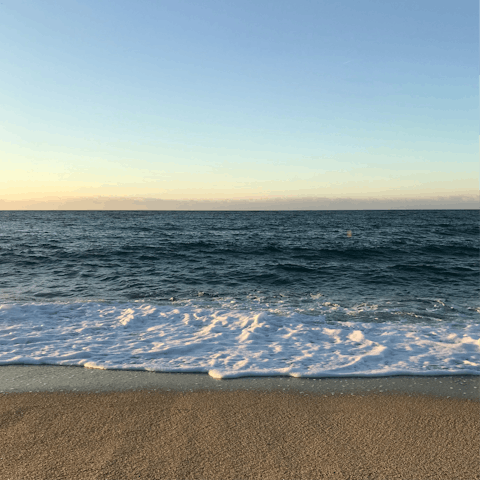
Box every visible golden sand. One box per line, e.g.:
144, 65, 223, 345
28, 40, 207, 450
1, 390, 479, 480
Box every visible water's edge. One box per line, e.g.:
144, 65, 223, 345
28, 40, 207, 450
1, 365, 478, 400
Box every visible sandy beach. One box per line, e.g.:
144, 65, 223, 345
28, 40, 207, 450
1, 368, 479, 480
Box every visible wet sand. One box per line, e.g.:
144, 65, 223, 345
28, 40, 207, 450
1, 367, 479, 479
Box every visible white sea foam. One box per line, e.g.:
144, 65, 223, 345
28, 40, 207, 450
0, 302, 478, 378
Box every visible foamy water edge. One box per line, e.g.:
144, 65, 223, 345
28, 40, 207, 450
0, 302, 478, 379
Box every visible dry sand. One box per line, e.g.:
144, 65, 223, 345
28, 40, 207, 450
1, 389, 479, 480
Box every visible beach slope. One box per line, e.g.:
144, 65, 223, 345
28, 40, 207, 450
1, 369, 479, 480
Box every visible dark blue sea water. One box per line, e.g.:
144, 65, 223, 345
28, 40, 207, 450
0, 210, 478, 377
1, 210, 478, 312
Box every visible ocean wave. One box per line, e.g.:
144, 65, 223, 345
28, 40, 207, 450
1, 301, 478, 378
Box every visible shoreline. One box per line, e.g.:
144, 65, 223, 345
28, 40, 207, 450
2, 390, 479, 480
2, 366, 479, 479
1, 365, 479, 399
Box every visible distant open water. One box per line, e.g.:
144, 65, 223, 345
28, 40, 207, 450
0, 210, 478, 378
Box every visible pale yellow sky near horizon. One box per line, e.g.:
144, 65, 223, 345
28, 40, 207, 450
2, 136, 477, 207
1, 193, 478, 211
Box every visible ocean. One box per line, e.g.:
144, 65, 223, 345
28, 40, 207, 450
0, 210, 478, 378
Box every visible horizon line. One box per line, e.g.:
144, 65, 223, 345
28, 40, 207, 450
0, 194, 478, 211
0, 208, 478, 212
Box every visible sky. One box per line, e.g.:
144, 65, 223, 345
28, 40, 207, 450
0, 0, 478, 209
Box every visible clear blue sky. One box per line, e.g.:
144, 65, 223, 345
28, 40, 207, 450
0, 0, 477, 208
